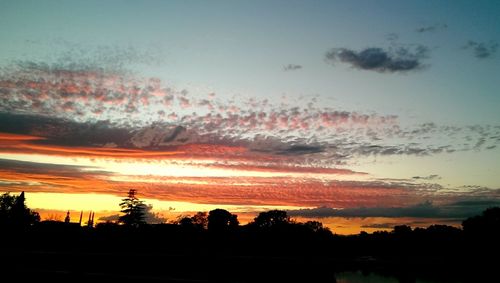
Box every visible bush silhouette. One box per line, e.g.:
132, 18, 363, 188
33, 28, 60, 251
207, 208, 238, 232
252, 210, 291, 229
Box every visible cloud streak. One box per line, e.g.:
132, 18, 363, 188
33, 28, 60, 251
3, 157, 496, 212
288, 199, 500, 219
463, 40, 498, 59
413, 175, 441, 181
415, 23, 448, 33
283, 64, 302, 71
0, 166, 435, 208
1, 108, 499, 166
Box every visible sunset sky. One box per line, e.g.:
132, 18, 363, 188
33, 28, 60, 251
1, 0, 499, 234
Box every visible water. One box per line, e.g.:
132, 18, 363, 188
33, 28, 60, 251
335, 271, 458, 283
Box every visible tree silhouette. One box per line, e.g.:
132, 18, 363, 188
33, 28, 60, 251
119, 189, 146, 227
462, 207, 500, 238
179, 216, 194, 228
64, 210, 71, 223
192, 211, 208, 229
179, 212, 208, 231
207, 209, 239, 232
0, 191, 40, 228
253, 210, 291, 228
303, 221, 325, 233
393, 225, 412, 236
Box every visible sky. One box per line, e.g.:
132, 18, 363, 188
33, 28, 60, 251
0, 0, 499, 234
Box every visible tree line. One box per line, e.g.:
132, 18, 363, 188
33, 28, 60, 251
2, 189, 500, 240
2, 189, 500, 282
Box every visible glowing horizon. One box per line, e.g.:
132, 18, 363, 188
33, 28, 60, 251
1, 1, 499, 234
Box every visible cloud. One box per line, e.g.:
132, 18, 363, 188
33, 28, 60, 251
1, 59, 499, 168
20, 39, 166, 72
360, 223, 395, 229
325, 46, 429, 73
413, 174, 441, 181
114, 178, 427, 207
288, 198, 500, 219
0, 161, 440, 208
463, 40, 498, 59
360, 218, 460, 230
0, 61, 183, 122
283, 64, 302, 71
178, 97, 191, 109
98, 214, 120, 222
0, 112, 133, 148
415, 23, 448, 33
208, 163, 366, 175
0, 158, 110, 178
1, 109, 499, 167
277, 144, 325, 155
1, 146, 498, 210
0, 158, 117, 195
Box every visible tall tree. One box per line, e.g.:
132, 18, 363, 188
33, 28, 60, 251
0, 192, 40, 228
119, 189, 146, 227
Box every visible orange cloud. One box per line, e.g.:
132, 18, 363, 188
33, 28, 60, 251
0, 132, 45, 141
1, 143, 185, 158
208, 163, 366, 175
0, 131, 430, 212
0, 131, 282, 163
0, 162, 419, 208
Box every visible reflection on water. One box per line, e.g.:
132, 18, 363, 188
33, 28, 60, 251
336, 271, 398, 283
335, 271, 457, 283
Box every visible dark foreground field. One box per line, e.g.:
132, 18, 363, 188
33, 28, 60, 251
1, 222, 498, 283
3, 250, 498, 282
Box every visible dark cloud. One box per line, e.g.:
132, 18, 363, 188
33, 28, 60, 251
2, 110, 499, 164
463, 40, 498, 59
283, 64, 303, 71
0, 112, 220, 150
0, 158, 111, 178
288, 202, 439, 218
360, 223, 395, 229
325, 46, 429, 73
451, 200, 500, 207
415, 23, 448, 33
277, 144, 325, 155
360, 219, 459, 229
288, 199, 500, 219
162, 126, 187, 143
412, 175, 441, 181
0, 112, 133, 148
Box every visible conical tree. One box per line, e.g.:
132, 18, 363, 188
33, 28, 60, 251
119, 189, 146, 227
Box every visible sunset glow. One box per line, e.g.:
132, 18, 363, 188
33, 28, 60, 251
1, 0, 499, 234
